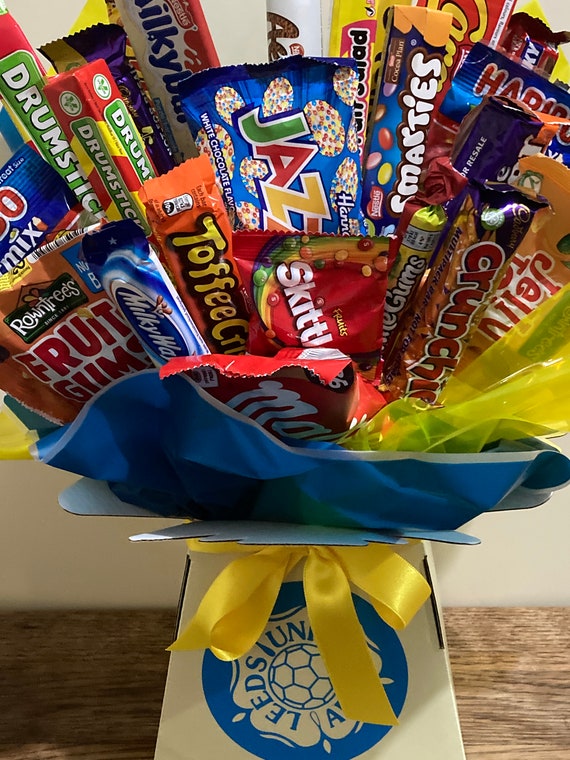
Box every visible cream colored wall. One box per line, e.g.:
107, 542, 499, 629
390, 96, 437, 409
0, 0, 569, 610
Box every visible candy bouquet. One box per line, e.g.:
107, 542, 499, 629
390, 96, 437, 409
2, 0, 570, 755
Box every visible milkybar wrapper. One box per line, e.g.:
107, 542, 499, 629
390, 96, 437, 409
0, 9, 103, 219
43, 59, 156, 235
109, 0, 220, 162
361, 6, 453, 235
328, 0, 380, 159
267, 0, 323, 60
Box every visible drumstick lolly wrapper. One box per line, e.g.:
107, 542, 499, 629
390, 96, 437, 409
43, 58, 156, 235
0, 3, 103, 218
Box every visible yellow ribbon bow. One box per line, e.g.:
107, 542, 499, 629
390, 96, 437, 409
169, 541, 431, 726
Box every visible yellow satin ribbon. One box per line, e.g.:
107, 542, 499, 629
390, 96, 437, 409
169, 541, 431, 726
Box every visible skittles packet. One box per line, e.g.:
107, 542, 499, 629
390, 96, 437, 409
232, 231, 389, 362
178, 56, 366, 236
0, 232, 153, 423
140, 156, 249, 356
161, 347, 388, 442
81, 220, 209, 367
0, 145, 83, 275
361, 6, 453, 236
382, 182, 546, 403
462, 154, 570, 365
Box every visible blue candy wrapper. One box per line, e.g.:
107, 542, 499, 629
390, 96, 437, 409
0, 144, 82, 274
178, 56, 366, 235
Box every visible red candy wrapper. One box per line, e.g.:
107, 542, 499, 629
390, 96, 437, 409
161, 347, 388, 442
500, 12, 570, 78
232, 232, 390, 364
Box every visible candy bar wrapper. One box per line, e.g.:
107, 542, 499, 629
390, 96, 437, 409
382, 157, 467, 352
500, 11, 570, 78
108, 0, 219, 163
81, 219, 210, 366
161, 347, 388, 443
40, 23, 175, 176
440, 42, 570, 167
361, 7, 453, 236
231, 231, 389, 364
461, 153, 570, 366
382, 183, 546, 403
0, 19, 103, 218
178, 56, 366, 236
140, 156, 249, 356
0, 231, 153, 424
371, 0, 516, 123
451, 95, 566, 187
0, 144, 83, 275
328, 0, 380, 158
267, 1, 323, 61
43, 59, 156, 235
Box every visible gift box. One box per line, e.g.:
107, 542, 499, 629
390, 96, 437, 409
149, 537, 465, 760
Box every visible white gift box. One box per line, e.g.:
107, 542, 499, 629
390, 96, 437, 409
152, 540, 465, 760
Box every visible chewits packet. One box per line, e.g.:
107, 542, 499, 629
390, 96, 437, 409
161, 347, 388, 442
232, 231, 390, 365
440, 42, 570, 166
462, 154, 570, 366
0, 232, 153, 423
178, 55, 366, 235
382, 182, 546, 404
140, 156, 249, 356
0, 145, 83, 275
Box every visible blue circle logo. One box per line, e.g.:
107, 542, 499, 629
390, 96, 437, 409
202, 581, 408, 758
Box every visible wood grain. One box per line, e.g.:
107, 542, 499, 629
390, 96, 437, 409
0, 609, 568, 759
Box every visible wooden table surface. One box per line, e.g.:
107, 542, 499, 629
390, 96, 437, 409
0, 608, 568, 759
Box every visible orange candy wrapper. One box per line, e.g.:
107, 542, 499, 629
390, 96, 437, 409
140, 156, 249, 356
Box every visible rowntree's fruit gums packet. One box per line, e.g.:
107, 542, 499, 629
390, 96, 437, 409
81, 220, 209, 366
267, 1, 323, 60
499, 12, 570, 78
231, 231, 389, 363
0, 233, 153, 423
40, 23, 174, 176
0, 145, 83, 275
0, 14, 103, 218
440, 42, 570, 167
140, 156, 249, 356
382, 157, 468, 351
107, 0, 219, 162
328, 0, 380, 159
382, 182, 546, 404
371, 0, 516, 122
161, 347, 389, 442
43, 59, 156, 235
361, 6, 453, 236
461, 154, 570, 366
178, 56, 366, 236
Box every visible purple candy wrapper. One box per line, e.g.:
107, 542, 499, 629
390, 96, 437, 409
440, 42, 570, 167
40, 23, 175, 175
